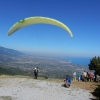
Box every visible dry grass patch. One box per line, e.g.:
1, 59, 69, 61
72, 81, 100, 92
0, 96, 12, 100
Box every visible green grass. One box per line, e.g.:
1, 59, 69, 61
0, 75, 49, 80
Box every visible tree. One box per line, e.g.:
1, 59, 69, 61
88, 56, 100, 76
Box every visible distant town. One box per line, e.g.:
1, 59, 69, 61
0, 46, 89, 79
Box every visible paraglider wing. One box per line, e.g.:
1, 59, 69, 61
8, 16, 73, 37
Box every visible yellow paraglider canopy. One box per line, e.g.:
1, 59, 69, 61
8, 16, 73, 37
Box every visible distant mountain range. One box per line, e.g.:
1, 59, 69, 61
0, 46, 27, 75
0, 46, 24, 63
0, 46, 24, 56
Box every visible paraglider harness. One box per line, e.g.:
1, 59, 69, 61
34, 68, 39, 79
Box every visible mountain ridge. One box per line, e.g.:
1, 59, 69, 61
0, 46, 24, 56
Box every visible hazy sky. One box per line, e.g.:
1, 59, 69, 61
0, 0, 100, 57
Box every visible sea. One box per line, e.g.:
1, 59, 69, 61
29, 52, 91, 67
61, 57, 91, 66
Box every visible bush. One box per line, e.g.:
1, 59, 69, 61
93, 85, 100, 99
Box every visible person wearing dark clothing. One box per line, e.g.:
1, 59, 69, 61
34, 67, 40, 79
36, 67, 39, 78
80, 74, 83, 81
34, 68, 37, 79
86, 72, 89, 82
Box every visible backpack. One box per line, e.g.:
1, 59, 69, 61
34, 69, 37, 73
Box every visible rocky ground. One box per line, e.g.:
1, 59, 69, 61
0, 75, 98, 100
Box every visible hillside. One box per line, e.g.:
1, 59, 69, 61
0, 46, 24, 63
0, 46, 89, 78
0, 46, 23, 56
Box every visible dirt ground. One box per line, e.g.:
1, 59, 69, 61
0, 75, 98, 100
0, 75, 99, 92
45, 78, 100, 92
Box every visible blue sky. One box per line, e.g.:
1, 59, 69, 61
0, 0, 100, 58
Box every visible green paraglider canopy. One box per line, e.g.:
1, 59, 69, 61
8, 16, 73, 37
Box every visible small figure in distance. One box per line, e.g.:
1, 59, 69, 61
86, 72, 89, 82
63, 74, 71, 88
36, 67, 39, 78
83, 71, 87, 82
73, 72, 76, 81
78, 73, 81, 81
34, 67, 37, 79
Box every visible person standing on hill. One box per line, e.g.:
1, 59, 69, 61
86, 72, 89, 82
34, 67, 37, 79
80, 73, 83, 81
73, 72, 76, 81
89, 72, 93, 82
34, 67, 40, 79
36, 67, 39, 78
83, 71, 87, 82
78, 73, 81, 81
